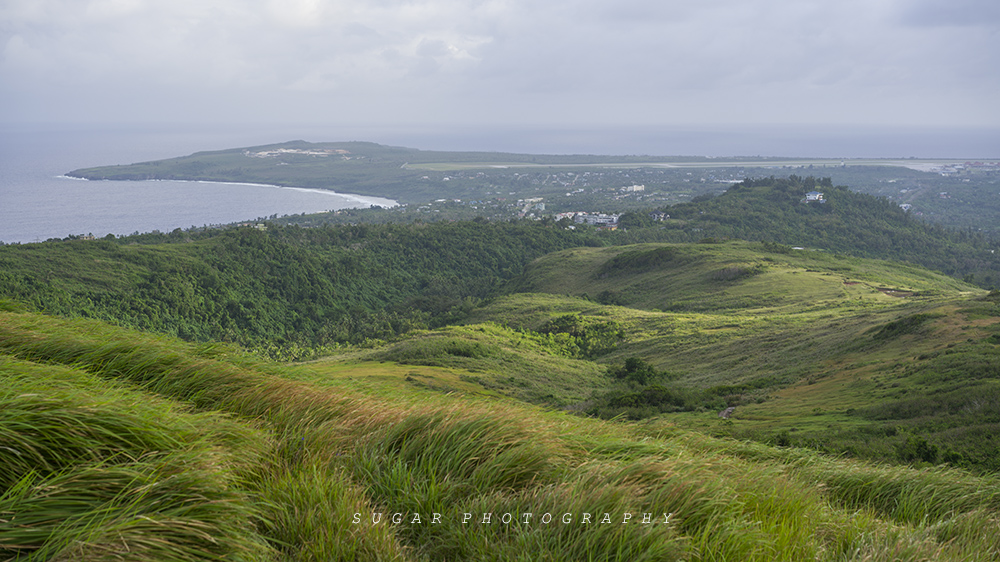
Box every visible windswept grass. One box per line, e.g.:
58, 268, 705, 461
362, 323, 608, 404
3, 309, 1000, 560
0, 356, 274, 561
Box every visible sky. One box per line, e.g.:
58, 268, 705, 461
2, 0, 999, 137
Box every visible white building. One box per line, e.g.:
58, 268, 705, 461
574, 212, 620, 229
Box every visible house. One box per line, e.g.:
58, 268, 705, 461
805, 191, 824, 202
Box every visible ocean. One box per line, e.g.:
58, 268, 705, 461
2, 122, 997, 244
0, 124, 397, 244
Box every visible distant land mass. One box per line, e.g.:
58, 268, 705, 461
65, 140, 795, 204
63, 140, 977, 200
67, 141, 1000, 236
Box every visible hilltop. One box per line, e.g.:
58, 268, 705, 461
612, 175, 999, 287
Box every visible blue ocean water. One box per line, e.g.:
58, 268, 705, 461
0, 124, 397, 244
2, 122, 997, 244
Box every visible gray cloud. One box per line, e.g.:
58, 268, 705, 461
0, 0, 996, 129
896, 0, 1000, 27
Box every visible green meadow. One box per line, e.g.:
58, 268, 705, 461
4, 306, 1000, 561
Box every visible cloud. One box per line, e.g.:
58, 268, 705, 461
0, 0, 996, 128
895, 0, 1000, 27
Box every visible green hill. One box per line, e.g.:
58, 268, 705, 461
5, 308, 1000, 561
506, 240, 973, 312
464, 241, 1000, 471
8, 147, 1000, 560
2, 184, 1000, 473
5, 184, 1000, 558
620, 175, 1000, 287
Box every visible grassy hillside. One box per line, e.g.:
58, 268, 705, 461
9, 151, 1000, 560
5, 308, 1000, 561
3, 174, 997, 362
619, 176, 1000, 287
507, 240, 973, 312
5, 223, 996, 470
455, 241, 1000, 472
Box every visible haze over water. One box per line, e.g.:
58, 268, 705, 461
1, 123, 997, 245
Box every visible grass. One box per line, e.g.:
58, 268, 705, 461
0, 356, 274, 561
352, 323, 609, 405
507, 241, 973, 313
4, 308, 1000, 560
438, 241, 1000, 473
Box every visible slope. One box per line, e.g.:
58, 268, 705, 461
620, 175, 1000, 287
0, 221, 604, 354
4, 308, 1000, 561
462, 241, 1000, 471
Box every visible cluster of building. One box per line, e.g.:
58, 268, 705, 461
922, 162, 1000, 176
550, 212, 622, 229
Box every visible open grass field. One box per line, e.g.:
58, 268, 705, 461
4, 308, 1000, 561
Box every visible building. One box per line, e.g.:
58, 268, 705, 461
574, 212, 620, 229
805, 191, 824, 202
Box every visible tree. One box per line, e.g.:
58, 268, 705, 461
608, 357, 658, 385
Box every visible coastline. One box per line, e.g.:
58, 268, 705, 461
57, 175, 398, 207
2, 174, 397, 244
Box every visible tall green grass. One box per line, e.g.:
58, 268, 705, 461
0, 357, 273, 561
4, 310, 1000, 561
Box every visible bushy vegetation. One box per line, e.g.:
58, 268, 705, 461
0, 221, 604, 356
2, 175, 997, 364
581, 358, 726, 420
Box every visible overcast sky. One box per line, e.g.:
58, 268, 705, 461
2, 0, 999, 133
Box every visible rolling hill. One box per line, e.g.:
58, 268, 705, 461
4, 172, 1000, 559
4, 305, 1000, 561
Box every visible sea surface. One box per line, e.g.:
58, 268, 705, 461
0, 125, 398, 244
2, 122, 997, 244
